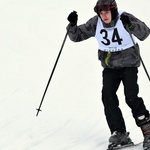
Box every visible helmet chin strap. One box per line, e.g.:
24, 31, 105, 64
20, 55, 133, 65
111, 8, 118, 20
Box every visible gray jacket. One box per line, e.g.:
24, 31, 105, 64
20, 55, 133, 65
67, 12, 150, 68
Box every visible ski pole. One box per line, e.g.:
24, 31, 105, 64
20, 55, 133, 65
127, 26, 150, 82
36, 25, 71, 116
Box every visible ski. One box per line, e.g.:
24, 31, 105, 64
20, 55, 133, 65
107, 142, 142, 150
144, 147, 150, 150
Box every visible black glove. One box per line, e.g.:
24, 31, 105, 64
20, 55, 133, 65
120, 14, 131, 25
120, 14, 134, 30
67, 11, 78, 26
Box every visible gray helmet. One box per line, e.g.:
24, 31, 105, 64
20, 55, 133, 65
94, 0, 118, 20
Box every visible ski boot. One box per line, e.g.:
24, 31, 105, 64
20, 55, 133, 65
107, 131, 133, 150
141, 122, 150, 150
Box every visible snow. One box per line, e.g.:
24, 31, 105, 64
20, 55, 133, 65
0, 0, 150, 149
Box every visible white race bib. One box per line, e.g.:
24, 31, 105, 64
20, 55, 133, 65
95, 11, 136, 52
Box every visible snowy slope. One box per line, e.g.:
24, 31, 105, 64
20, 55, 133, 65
0, 0, 150, 150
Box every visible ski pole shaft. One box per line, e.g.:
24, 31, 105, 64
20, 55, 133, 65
36, 25, 71, 116
127, 26, 150, 82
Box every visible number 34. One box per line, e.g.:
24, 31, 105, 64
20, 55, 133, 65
100, 28, 123, 45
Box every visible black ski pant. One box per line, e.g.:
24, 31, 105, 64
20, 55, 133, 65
102, 67, 149, 134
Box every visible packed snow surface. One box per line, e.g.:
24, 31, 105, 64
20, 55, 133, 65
0, 0, 150, 149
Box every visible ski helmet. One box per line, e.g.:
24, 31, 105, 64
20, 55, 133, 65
94, 0, 118, 21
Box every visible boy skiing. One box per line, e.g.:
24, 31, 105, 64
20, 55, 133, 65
67, 0, 150, 149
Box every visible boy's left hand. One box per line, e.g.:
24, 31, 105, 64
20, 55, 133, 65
120, 14, 131, 25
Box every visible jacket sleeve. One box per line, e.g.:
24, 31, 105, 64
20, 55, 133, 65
66, 15, 98, 42
122, 12, 150, 41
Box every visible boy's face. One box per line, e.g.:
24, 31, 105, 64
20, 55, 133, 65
99, 10, 112, 24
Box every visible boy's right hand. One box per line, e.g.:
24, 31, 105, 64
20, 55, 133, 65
67, 11, 78, 26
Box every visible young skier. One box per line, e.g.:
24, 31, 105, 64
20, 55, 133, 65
67, 0, 150, 149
